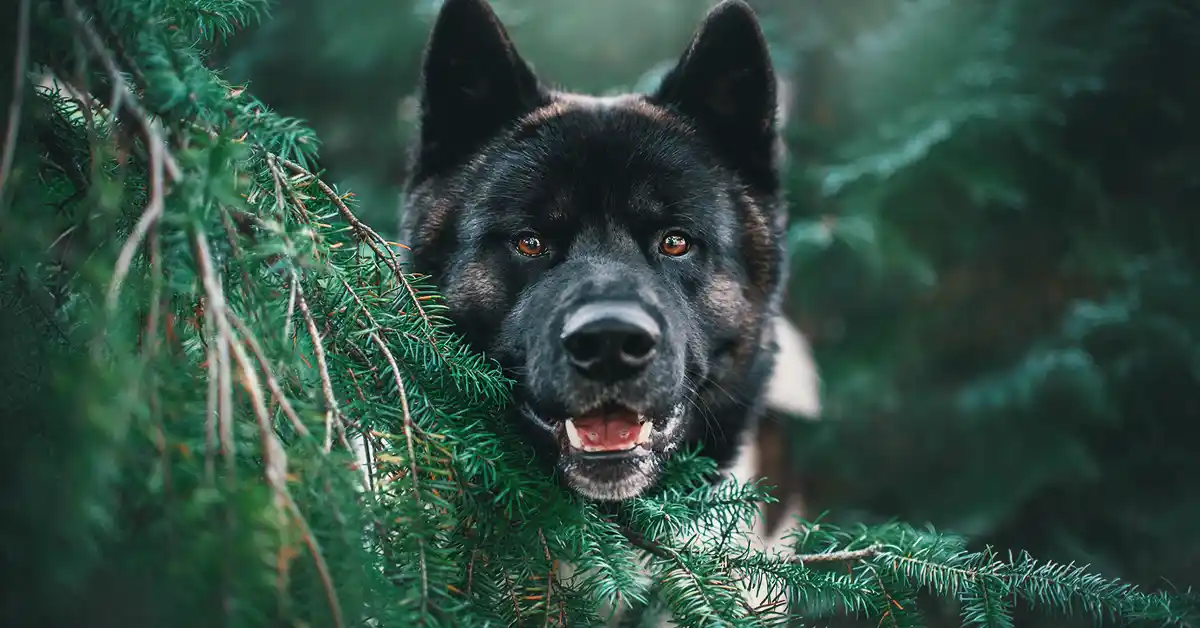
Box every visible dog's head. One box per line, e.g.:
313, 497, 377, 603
401, 0, 787, 501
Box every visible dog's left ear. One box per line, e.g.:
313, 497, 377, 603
650, 0, 778, 191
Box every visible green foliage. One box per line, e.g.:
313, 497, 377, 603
770, 0, 1200, 624
0, 0, 1195, 627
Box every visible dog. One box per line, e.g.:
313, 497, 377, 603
395, 0, 821, 617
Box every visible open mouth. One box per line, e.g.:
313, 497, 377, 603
563, 406, 653, 453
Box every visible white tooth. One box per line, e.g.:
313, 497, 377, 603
636, 421, 653, 445
565, 419, 584, 449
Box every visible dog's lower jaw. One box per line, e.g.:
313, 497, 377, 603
561, 454, 660, 502
555, 402, 688, 502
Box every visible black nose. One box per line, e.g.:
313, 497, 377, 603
561, 301, 661, 382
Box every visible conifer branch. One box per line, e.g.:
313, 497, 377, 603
619, 526, 750, 619
226, 310, 311, 438
194, 228, 236, 475
291, 273, 341, 453
63, 0, 181, 182
0, 0, 31, 202
108, 122, 167, 312
792, 545, 883, 564
277, 157, 438, 346
226, 316, 345, 628
62, 0, 183, 313
335, 272, 432, 606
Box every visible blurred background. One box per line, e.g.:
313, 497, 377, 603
210, 0, 1199, 624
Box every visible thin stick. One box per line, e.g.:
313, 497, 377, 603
291, 272, 340, 453
64, 0, 181, 180
194, 228, 235, 473
283, 279, 297, 348
277, 157, 437, 344
791, 545, 882, 564
227, 318, 345, 628
106, 123, 165, 311
0, 0, 31, 201
227, 311, 311, 438
203, 295, 218, 482
329, 274, 430, 604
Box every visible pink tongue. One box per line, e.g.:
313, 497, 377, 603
574, 412, 640, 450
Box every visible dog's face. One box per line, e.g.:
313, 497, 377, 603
401, 0, 786, 501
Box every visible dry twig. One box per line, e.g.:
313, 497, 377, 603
194, 228, 235, 474
291, 271, 341, 453
227, 311, 311, 438
0, 0, 31, 202
333, 273, 431, 605
277, 157, 438, 345
791, 545, 882, 564
227, 318, 345, 628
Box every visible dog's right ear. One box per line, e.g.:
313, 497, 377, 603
411, 0, 546, 184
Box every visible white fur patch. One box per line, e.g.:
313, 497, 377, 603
765, 315, 822, 419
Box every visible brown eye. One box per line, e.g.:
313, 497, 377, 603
515, 232, 547, 257
659, 232, 691, 257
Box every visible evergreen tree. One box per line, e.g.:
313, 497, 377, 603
764, 1, 1200, 624
0, 1, 1195, 627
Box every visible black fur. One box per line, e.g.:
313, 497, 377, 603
401, 0, 788, 501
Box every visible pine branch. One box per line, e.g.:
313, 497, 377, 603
226, 310, 311, 439
194, 226, 236, 476
277, 157, 438, 348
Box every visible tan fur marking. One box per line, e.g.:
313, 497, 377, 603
619, 98, 676, 126
704, 271, 752, 330
449, 261, 506, 311
736, 190, 776, 296
518, 92, 686, 133
416, 196, 455, 257
519, 100, 577, 127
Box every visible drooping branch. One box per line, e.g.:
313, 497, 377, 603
276, 157, 439, 347
226, 314, 345, 628
193, 228, 236, 475
291, 272, 342, 453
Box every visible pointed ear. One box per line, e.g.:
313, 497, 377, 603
649, 1, 778, 191
412, 0, 546, 183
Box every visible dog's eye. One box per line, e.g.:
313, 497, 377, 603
515, 232, 548, 257
659, 232, 691, 257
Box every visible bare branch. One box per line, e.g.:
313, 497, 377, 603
0, 0, 31, 202
276, 157, 438, 346
227, 317, 345, 628
194, 228, 235, 474
107, 123, 166, 311
291, 272, 341, 453
203, 296, 218, 481
227, 310, 311, 439
791, 545, 882, 564
283, 278, 297, 347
